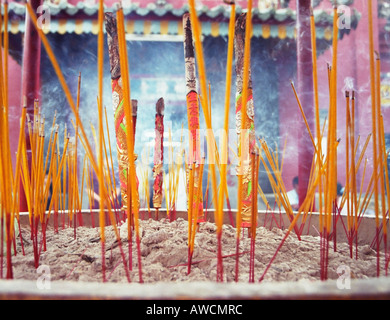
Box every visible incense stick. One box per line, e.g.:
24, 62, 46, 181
152, 98, 165, 217
116, 6, 143, 282
235, 10, 255, 230
375, 54, 387, 264
183, 13, 204, 225
187, 0, 221, 280
368, 0, 380, 276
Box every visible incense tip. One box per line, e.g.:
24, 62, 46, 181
131, 99, 138, 116
352, 90, 355, 99
115, 2, 122, 11
310, 6, 313, 16
375, 50, 380, 60
223, 0, 235, 5
156, 97, 165, 115
345, 91, 349, 97
183, 12, 190, 20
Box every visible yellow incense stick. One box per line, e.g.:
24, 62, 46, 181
375, 55, 387, 241
324, 5, 339, 234
291, 82, 318, 162
117, 7, 139, 224
310, 7, 324, 231
104, 107, 120, 209
190, 160, 204, 253
345, 92, 351, 233
79, 154, 87, 211
116, 6, 143, 282
252, 152, 259, 239
46, 135, 70, 219
96, 0, 106, 262
379, 117, 389, 241
368, 0, 380, 255
187, 0, 219, 221
11, 105, 27, 215
349, 92, 358, 236
4, 0, 8, 111
187, 163, 195, 246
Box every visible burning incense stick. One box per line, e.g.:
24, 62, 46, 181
116, 6, 143, 282
105, 12, 140, 215
152, 98, 165, 218
368, 0, 380, 276
379, 116, 389, 264
234, 11, 256, 229
105, 12, 128, 212
234, 5, 254, 282
215, 0, 235, 281
310, 6, 324, 243
350, 92, 359, 258
97, 0, 108, 281
187, 0, 219, 217
187, 0, 224, 280
183, 13, 204, 224
321, 5, 339, 281
345, 91, 352, 255
375, 54, 387, 263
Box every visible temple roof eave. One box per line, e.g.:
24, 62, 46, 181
3, 1, 359, 25
2, 1, 360, 41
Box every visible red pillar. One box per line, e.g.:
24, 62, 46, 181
296, 0, 315, 207
19, 0, 43, 212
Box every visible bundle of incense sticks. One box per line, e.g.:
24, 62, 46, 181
5, 1, 388, 284
234, 13, 257, 229
153, 97, 165, 218
183, 13, 205, 224
105, 12, 139, 213
21, 2, 133, 283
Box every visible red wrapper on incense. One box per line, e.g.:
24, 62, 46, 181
105, 12, 139, 211
183, 13, 204, 223
235, 13, 257, 227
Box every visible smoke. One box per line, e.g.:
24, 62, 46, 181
37, 30, 286, 209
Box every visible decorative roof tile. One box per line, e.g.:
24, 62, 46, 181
2, 0, 359, 39
4, 0, 356, 24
